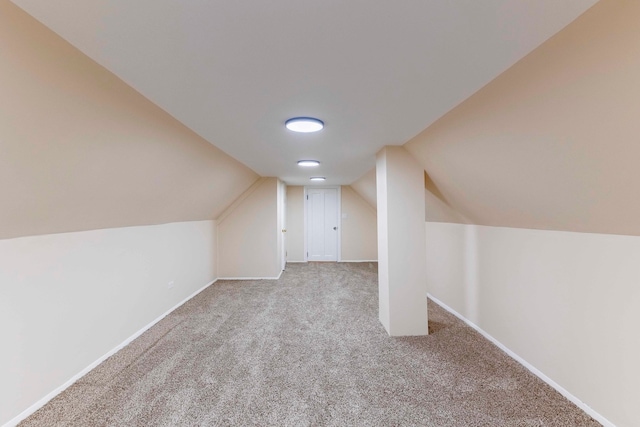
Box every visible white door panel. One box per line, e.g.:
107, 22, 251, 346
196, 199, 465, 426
307, 187, 339, 261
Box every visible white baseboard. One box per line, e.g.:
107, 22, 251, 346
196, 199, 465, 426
340, 260, 377, 263
427, 294, 615, 427
3, 278, 218, 427
285, 261, 307, 263
218, 270, 283, 281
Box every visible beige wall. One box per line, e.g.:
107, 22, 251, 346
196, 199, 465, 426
285, 186, 305, 262
426, 221, 640, 427
341, 186, 377, 261
217, 178, 281, 278
406, 0, 640, 236
350, 169, 377, 209
0, 220, 217, 425
0, 1, 258, 240
424, 173, 468, 224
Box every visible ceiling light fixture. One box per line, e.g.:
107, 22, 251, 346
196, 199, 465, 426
297, 160, 320, 167
310, 177, 326, 181
285, 117, 324, 133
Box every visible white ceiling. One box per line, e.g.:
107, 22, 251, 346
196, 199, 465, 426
11, 0, 598, 185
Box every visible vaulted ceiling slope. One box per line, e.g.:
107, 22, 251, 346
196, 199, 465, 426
406, 0, 640, 236
0, 1, 258, 240
10, 0, 598, 185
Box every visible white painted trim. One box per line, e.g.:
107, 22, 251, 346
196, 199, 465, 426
303, 186, 308, 262
3, 278, 219, 427
304, 185, 341, 262
340, 259, 377, 263
337, 185, 342, 262
278, 179, 287, 271
427, 294, 616, 427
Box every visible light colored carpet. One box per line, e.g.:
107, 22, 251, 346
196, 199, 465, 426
21, 262, 599, 426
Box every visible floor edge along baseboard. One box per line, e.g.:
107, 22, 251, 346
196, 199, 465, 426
3, 278, 218, 427
218, 269, 284, 281
4, 284, 614, 427
426, 294, 616, 427
339, 260, 378, 263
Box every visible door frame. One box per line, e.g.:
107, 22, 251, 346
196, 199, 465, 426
278, 180, 287, 271
304, 185, 341, 262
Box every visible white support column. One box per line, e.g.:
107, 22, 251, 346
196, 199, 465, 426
376, 146, 427, 336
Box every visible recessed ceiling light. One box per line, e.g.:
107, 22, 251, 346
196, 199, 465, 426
297, 160, 320, 167
285, 117, 324, 133
310, 177, 326, 181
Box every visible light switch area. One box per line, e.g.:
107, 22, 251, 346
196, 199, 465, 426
168, 281, 175, 289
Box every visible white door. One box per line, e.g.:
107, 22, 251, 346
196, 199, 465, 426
307, 187, 339, 261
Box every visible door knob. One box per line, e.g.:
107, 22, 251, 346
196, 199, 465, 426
333, 226, 337, 230
282, 229, 287, 233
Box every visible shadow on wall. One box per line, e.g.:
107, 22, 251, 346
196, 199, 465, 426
424, 170, 449, 204
424, 170, 470, 224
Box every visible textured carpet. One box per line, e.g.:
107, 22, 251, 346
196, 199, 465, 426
21, 262, 599, 426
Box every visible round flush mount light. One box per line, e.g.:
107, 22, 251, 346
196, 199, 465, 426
310, 176, 326, 182
285, 117, 324, 133
297, 160, 320, 167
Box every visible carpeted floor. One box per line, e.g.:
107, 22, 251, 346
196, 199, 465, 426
21, 262, 599, 426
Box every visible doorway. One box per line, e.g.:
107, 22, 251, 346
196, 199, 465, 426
305, 186, 340, 262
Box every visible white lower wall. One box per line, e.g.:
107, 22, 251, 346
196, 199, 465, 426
426, 221, 640, 427
0, 220, 217, 426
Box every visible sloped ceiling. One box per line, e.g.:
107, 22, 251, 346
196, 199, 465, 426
10, 0, 598, 186
0, 1, 258, 239
406, 0, 640, 236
